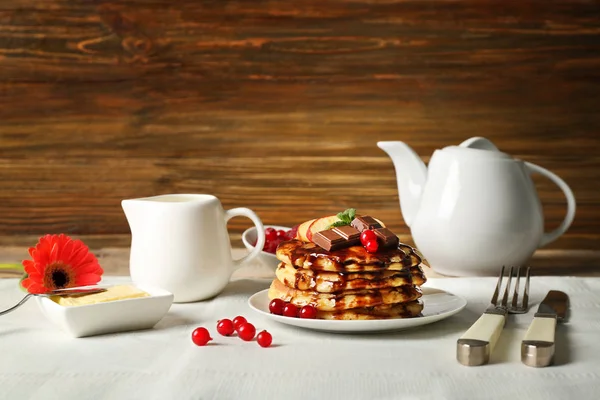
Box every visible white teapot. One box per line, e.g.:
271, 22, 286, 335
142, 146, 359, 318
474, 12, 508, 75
377, 137, 576, 276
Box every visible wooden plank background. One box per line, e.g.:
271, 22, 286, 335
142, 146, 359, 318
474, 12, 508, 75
0, 0, 599, 254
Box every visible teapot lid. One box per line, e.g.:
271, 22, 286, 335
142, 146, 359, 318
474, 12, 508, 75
440, 137, 512, 160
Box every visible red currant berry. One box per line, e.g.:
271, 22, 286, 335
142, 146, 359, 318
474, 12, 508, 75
265, 228, 278, 242
264, 241, 278, 254
360, 230, 377, 246
299, 305, 318, 319
237, 322, 256, 341
365, 239, 379, 253
232, 316, 247, 331
269, 298, 286, 315
282, 303, 299, 318
288, 225, 299, 239
277, 229, 287, 238
257, 330, 273, 348
191, 327, 212, 346
216, 319, 235, 336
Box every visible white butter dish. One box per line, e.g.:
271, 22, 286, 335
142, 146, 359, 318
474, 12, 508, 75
36, 284, 174, 338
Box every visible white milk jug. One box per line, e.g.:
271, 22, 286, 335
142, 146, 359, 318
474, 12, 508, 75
122, 194, 265, 302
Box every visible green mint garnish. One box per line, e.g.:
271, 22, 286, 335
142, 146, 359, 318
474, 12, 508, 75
330, 220, 349, 228
328, 208, 357, 229
337, 208, 356, 223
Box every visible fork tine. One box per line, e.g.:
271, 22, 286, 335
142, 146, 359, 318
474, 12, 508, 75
522, 267, 530, 309
501, 266, 513, 307
511, 267, 521, 308
490, 266, 505, 305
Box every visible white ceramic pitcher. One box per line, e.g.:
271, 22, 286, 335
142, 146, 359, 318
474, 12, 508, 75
122, 194, 265, 302
378, 137, 576, 276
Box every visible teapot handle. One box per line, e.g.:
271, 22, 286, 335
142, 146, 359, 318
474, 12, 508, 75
525, 162, 576, 247
225, 208, 265, 270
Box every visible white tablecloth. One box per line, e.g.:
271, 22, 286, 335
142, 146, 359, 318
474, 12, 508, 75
1, 270, 599, 400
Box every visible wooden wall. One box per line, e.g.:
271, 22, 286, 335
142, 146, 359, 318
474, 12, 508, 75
1, 0, 599, 251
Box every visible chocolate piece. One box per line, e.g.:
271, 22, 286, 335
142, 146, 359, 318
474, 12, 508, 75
373, 227, 399, 248
351, 215, 382, 232
312, 229, 346, 251
332, 225, 361, 245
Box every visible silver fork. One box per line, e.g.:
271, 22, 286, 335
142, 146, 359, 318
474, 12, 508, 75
457, 266, 530, 366
0, 287, 106, 316
508, 266, 530, 314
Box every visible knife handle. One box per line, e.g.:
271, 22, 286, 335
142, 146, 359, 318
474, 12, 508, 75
521, 315, 557, 368
457, 312, 506, 366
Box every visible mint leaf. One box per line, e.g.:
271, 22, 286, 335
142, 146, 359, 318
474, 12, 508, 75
346, 208, 356, 221
330, 220, 350, 228
336, 208, 357, 224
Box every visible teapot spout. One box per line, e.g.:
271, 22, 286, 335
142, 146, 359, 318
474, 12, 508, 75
377, 141, 427, 227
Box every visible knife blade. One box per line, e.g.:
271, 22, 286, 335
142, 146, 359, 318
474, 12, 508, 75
521, 290, 569, 367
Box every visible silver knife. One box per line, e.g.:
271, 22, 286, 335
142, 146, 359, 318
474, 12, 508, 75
521, 290, 569, 367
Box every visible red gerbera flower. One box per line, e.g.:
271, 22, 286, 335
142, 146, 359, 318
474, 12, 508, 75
21, 234, 104, 294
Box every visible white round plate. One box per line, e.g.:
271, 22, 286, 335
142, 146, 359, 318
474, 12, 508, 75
248, 287, 467, 333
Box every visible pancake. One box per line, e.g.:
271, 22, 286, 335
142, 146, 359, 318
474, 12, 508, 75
409, 264, 427, 286
317, 300, 424, 320
399, 244, 425, 269
268, 278, 422, 311
276, 262, 426, 293
276, 240, 420, 272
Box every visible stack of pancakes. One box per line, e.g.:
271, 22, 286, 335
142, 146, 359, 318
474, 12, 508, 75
268, 239, 427, 320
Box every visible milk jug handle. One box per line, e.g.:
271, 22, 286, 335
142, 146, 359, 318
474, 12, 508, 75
225, 208, 266, 270
525, 162, 576, 247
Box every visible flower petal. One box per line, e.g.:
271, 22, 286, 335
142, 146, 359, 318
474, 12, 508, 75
21, 278, 47, 294
71, 262, 103, 275
74, 273, 103, 286
71, 253, 95, 270
56, 239, 74, 266
22, 260, 40, 276
26, 271, 43, 281
68, 245, 88, 266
